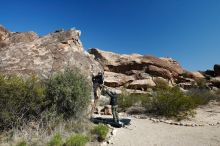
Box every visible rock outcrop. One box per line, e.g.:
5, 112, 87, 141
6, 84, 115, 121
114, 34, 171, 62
89, 48, 186, 91
127, 79, 156, 90
104, 71, 135, 87
88, 48, 219, 91
0, 25, 102, 79
185, 71, 205, 79
89, 48, 184, 77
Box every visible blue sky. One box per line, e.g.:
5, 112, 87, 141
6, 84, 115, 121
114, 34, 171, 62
0, 0, 219, 71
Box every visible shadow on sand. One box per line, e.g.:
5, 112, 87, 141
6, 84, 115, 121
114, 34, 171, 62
91, 117, 131, 128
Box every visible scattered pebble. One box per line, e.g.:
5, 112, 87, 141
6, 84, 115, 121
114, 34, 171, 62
132, 115, 219, 127
174, 122, 179, 125
160, 119, 165, 122
111, 129, 117, 136
101, 141, 107, 146
165, 121, 171, 124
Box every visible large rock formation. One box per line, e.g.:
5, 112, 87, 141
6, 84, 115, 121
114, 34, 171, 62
104, 71, 135, 87
0, 25, 102, 79
88, 48, 185, 91
1, 25, 219, 92
89, 48, 184, 77
88, 48, 220, 91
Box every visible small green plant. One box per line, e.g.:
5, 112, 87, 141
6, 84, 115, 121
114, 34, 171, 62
16, 140, 27, 146
47, 133, 63, 146
65, 134, 88, 146
92, 124, 109, 142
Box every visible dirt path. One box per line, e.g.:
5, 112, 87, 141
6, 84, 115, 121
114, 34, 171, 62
109, 101, 220, 146
111, 118, 220, 146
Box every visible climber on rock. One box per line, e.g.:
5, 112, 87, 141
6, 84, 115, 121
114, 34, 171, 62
91, 71, 104, 116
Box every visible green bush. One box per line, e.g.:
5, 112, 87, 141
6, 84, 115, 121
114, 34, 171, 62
65, 134, 88, 146
153, 78, 170, 91
16, 140, 27, 146
187, 89, 216, 105
150, 86, 195, 118
92, 124, 109, 142
47, 133, 63, 146
46, 69, 91, 119
138, 94, 153, 111
195, 78, 207, 89
118, 89, 151, 112
0, 74, 47, 131
0, 69, 92, 132
118, 93, 138, 111
118, 84, 218, 119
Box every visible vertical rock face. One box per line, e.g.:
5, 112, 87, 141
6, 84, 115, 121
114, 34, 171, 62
0, 26, 102, 79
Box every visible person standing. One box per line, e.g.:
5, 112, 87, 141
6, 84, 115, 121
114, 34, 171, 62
104, 88, 119, 123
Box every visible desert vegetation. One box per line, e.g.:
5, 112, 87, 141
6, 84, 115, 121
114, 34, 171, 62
0, 68, 219, 145
118, 79, 220, 120
91, 124, 109, 142
65, 134, 89, 146
0, 69, 110, 146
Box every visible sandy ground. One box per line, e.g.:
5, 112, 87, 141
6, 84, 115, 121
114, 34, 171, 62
111, 118, 220, 146
108, 101, 220, 146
